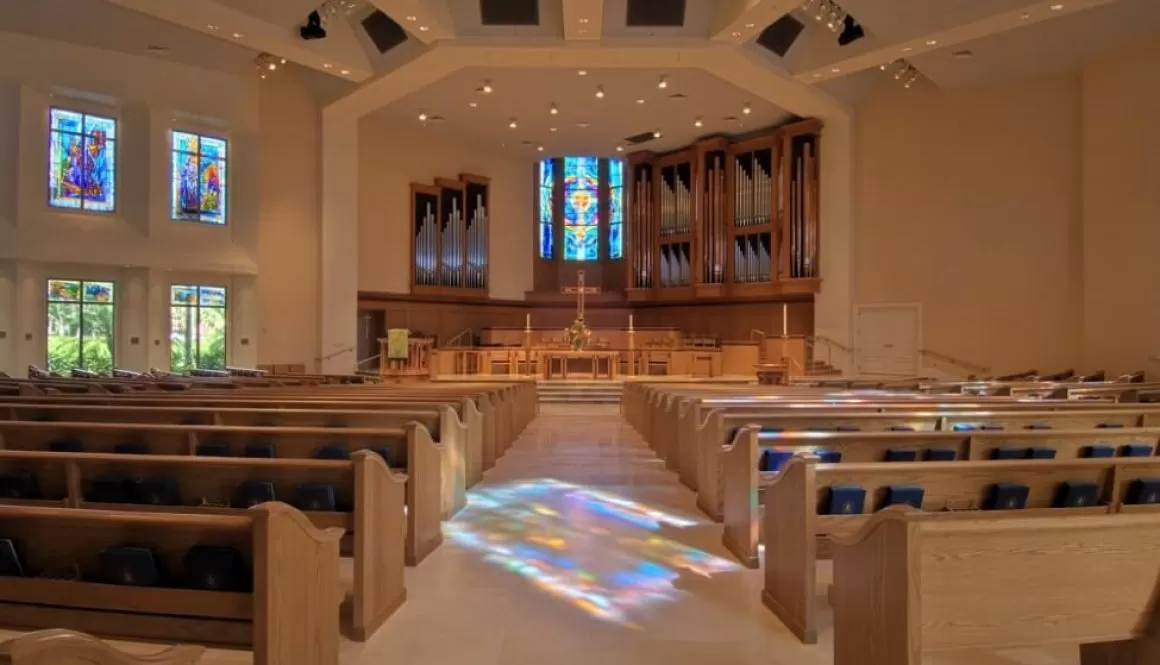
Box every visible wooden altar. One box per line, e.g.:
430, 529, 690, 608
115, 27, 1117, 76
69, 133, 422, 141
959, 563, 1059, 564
542, 350, 619, 380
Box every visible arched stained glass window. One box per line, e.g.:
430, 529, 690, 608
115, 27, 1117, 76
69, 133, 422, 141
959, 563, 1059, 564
563, 156, 599, 262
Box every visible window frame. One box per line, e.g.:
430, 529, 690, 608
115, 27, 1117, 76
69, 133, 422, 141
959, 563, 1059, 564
168, 283, 229, 371
170, 130, 230, 226
45, 278, 117, 373
47, 107, 119, 214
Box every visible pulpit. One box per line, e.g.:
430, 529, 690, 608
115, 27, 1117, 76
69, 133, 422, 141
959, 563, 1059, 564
379, 331, 434, 381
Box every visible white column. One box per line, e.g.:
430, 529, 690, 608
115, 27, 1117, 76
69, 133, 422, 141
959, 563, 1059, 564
319, 111, 360, 374
0, 262, 14, 374
814, 115, 854, 372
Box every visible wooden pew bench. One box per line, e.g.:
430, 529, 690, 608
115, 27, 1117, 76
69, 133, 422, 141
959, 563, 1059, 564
0, 628, 205, 665
0, 419, 462, 520
0, 402, 481, 490
0, 503, 340, 665
750, 453, 1160, 645
0, 448, 410, 640
703, 417, 1160, 521
832, 508, 1160, 664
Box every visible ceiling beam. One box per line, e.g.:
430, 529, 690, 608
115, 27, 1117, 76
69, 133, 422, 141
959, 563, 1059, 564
710, 0, 800, 43
562, 0, 604, 41
796, 0, 1123, 83
106, 0, 374, 80
365, 0, 455, 44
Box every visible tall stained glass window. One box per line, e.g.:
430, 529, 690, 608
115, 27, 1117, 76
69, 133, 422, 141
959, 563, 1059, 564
609, 159, 624, 260
539, 159, 554, 259
48, 109, 117, 212
563, 156, 600, 262
172, 131, 228, 225
170, 285, 228, 371
46, 279, 115, 374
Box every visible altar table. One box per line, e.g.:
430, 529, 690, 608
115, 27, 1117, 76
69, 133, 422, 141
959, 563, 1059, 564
542, 351, 619, 380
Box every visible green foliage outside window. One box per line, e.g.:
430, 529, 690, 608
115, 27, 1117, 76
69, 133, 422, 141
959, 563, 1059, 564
170, 284, 227, 371
46, 279, 115, 374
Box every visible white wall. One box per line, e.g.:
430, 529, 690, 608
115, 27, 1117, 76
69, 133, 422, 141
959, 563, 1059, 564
0, 30, 261, 374
358, 118, 535, 300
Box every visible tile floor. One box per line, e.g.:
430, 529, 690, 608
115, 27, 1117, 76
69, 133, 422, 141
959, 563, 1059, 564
0, 405, 1081, 664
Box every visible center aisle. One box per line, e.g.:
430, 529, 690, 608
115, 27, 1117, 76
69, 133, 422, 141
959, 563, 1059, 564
353, 405, 1074, 665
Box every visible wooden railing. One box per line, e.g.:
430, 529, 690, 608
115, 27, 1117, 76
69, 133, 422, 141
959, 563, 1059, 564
918, 348, 990, 378
805, 335, 854, 368
445, 328, 474, 348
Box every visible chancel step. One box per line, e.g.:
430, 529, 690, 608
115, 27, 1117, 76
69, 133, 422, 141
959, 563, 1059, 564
537, 380, 624, 404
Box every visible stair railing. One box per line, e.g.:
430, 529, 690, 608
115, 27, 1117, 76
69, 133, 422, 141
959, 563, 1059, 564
918, 349, 990, 379
750, 329, 768, 363
445, 328, 474, 348
805, 335, 854, 369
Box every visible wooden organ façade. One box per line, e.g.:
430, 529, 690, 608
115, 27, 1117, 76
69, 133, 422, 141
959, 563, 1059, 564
626, 119, 821, 301
411, 173, 490, 297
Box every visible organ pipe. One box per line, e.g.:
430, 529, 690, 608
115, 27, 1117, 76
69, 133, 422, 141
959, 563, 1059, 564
410, 175, 490, 295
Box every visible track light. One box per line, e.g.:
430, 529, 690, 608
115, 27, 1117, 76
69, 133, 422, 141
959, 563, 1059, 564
550, 102, 559, 115
657, 75, 668, 89
595, 85, 604, 98
508, 118, 518, 128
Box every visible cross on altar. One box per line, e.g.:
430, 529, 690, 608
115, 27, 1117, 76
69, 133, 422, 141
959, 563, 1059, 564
562, 270, 600, 319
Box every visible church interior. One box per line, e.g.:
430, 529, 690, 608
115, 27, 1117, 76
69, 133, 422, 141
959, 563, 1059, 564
1, 0, 1159, 663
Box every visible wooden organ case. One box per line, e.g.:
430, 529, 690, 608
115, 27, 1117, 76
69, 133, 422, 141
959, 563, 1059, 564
411, 173, 490, 298
625, 120, 821, 302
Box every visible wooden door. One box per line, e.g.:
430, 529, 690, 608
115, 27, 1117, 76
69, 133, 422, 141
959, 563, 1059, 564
855, 304, 920, 376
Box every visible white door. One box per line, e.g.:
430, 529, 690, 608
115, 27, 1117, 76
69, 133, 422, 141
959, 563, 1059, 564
855, 305, 920, 376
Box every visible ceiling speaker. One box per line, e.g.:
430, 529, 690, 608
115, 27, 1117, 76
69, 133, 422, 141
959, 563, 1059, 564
361, 10, 407, 53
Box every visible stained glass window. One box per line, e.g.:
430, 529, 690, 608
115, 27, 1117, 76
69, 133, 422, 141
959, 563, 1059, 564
170, 284, 227, 371
539, 159, 554, 259
609, 159, 624, 260
563, 156, 600, 262
46, 279, 115, 374
172, 131, 228, 225
48, 109, 117, 212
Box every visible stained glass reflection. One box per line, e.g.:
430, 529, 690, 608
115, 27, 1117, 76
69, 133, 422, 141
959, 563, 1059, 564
445, 479, 738, 627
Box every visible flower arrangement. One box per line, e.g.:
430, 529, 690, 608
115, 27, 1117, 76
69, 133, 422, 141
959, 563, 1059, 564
565, 316, 592, 351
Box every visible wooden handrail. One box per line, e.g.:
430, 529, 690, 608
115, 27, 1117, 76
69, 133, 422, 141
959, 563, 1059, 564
445, 328, 474, 348
315, 346, 354, 362
807, 335, 854, 354
918, 348, 990, 376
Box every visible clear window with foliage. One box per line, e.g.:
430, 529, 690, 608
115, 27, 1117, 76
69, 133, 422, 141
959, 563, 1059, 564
171, 131, 227, 225
170, 285, 227, 371
48, 108, 117, 212
46, 279, 115, 374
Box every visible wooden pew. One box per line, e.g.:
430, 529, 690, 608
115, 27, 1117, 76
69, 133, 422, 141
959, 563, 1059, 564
751, 452, 1160, 644
0, 629, 206, 665
0, 448, 409, 639
831, 508, 1160, 664
0, 503, 341, 665
0, 402, 481, 490
0, 419, 462, 521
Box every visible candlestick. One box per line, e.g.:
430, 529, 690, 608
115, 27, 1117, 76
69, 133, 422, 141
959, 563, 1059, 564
526, 313, 531, 330
629, 314, 634, 330
781, 304, 788, 338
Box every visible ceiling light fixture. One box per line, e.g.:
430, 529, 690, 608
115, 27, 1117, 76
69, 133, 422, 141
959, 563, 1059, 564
657, 75, 668, 89
323, 63, 333, 68
550, 127, 558, 132
509, 118, 518, 128
232, 32, 244, 39
595, 85, 605, 98
579, 17, 589, 24
952, 49, 974, 60
926, 39, 937, 46
550, 102, 559, 114
1050, 3, 1064, 10
652, 129, 662, 139
745, 23, 755, 28
742, 103, 752, 115
831, 67, 841, 73
341, 69, 350, 75
694, 117, 703, 127
469, 102, 478, 108
1020, 12, 1032, 19
206, 24, 220, 32
731, 31, 742, 39
537, 145, 544, 152
636, 99, 645, 105
405, 15, 416, 21
479, 80, 494, 94
578, 70, 587, 76
616, 145, 624, 152
419, 25, 429, 31
418, 111, 428, 121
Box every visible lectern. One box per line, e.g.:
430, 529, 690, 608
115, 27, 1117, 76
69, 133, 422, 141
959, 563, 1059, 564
378, 330, 433, 381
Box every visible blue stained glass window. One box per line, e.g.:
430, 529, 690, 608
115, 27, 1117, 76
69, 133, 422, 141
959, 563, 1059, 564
539, 160, 554, 259
564, 156, 600, 262
172, 131, 228, 225
48, 108, 117, 212
609, 159, 624, 260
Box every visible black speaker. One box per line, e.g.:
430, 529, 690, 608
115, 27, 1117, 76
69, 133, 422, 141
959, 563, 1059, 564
361, 10, 408, 53
756, 15, 805, 57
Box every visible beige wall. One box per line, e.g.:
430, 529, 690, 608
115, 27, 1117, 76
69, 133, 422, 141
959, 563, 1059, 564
854, 73, 1084, 375
358, 119, 534, 300
257, 73, 321, 369
1081, 36, 1160, 375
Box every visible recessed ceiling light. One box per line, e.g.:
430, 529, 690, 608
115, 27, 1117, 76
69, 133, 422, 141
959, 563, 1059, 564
481, 80, 493, 94
653, 129, 662, 138
694, 118, 703, 127
537, 145, 544, 152
595, 85, 604, 98
902, 46, 913, 52
742, 103, 752, 115
509, 118, 518, 129
579, 17, 589, 24
418, 111, 428, 121
550, 127, 558, 132
745, 23, 755, 28
731, 31, 742, 38
206, 24, 220, 32
657, 75, 668, 89
405, 15, 416, 21
831, 67, 841, 73
576, 121, 590, 128
578, 70, 587, 76
616, 145, 624, 152
812, 73, 821, 78
1050, 3, 1064, 10
323, 63, 332, 68
1020, 12, 1032, 19
232, 32, 244, 39
419, 25, 429, 32
636, 98, 645, 104
550, 102, 559, 114
926, 39, 937, 46
341, 69, 350, 75
280, 57, 287, 64
469, 102, 478, 108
